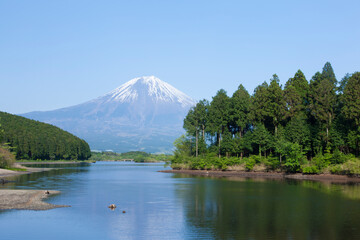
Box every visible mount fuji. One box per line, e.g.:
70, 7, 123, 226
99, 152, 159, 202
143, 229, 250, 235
22, 76, 196, 153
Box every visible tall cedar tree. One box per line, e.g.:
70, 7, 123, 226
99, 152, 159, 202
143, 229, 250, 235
250, 82, 269, 125
267, 74, 286, 135
230, 84, 250, 158
208, 89, 230, 157
309, 65, 337, 142
284, 70, 309, 120
183, 100, 209, 157
342, 72, 360, 153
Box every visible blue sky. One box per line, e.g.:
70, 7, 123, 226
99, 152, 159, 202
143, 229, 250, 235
1, 0, 359, 114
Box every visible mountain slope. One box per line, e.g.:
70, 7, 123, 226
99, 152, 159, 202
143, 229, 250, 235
22, 76, 196, 153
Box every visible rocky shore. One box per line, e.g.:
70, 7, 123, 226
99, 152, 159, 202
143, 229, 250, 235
0, 190, 69, 210
0, 165, 67, 210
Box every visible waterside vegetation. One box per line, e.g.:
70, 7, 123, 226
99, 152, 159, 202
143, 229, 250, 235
90, 151, 169, 162
172, 62, 360, 176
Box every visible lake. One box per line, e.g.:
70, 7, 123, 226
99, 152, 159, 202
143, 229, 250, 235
1, 162, 360, 239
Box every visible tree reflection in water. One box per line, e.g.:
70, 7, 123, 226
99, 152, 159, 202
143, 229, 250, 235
173, 174, 360, 239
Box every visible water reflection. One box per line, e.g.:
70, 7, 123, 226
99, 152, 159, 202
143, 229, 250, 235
1, 163, 360, 239
0, 163, 90, 190
174, 174, 360, 239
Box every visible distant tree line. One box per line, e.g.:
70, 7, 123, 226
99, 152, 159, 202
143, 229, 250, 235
90, 151, 169, 162
0, 111, 91, 160
173, 62, 360, 174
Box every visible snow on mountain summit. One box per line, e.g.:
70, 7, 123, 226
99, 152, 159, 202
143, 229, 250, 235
105, 76, 196, 107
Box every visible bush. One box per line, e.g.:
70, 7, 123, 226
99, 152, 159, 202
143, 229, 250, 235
312, 154, 330, 170
330, 159, 360, 176
264, 155, 281, 170
301, 165, 320, 174
245, 157, 256, 171
0, 146, 15, 168
283, 143, 304, 173
331, 149, 347, 164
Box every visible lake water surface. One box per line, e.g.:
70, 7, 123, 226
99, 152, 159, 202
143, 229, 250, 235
1, 162, 360, 239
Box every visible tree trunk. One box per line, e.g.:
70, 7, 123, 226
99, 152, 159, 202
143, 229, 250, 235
202, 125, 205, 140
326, 127, 329, 142
259, 144, 262, 159
218, 132, 221, 158
189, 137, 192, 156
240, 151, 243, 161
196, 130, 198, 158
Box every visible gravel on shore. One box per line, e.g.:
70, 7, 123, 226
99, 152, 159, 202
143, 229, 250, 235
159, 169, 360, 183
0, 190, 69, 210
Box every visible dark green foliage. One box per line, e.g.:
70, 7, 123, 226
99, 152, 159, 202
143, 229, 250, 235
230, 84, 250, 136
174, 62, 360, 175
322, 62, 337, 85
284, 70, 309, 119
342, 72, 360, 127
308, 70, 337, 142
0, 111, 91, 160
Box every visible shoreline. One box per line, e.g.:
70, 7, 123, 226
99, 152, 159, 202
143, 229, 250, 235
0, 165, 56, 178
0, 190, 69, 210
159, 169, 360, 184
17, 161, 94, 164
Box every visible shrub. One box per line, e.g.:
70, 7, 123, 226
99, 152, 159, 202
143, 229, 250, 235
264, 155, 281, 170
331, 149, 347, 164
312, 154, 330, 170
283, 143, 304, 173
301, 165, 320, 174
330, 159, 360, 176
0, 146, 15, 168
245, 157, 256, 171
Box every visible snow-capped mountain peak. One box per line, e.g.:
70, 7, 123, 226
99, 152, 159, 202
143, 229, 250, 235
105, 76, 196, 107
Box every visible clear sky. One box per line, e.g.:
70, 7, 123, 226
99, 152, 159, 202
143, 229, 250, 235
1, 0, 359, 114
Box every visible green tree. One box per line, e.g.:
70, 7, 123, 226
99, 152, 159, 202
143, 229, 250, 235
183, 100, 209, 157
208, 89, 230, 157
284, 70, 309, 119
252, 124, 271, 158
283, 143, 305, 173
342, 72, 360, 154
322, 61, 337, 85
230, 84, 250, 137
267, 74, 286, 135
250, 75, 285, 135
250, 82, 269, 125
230, 84, 250, 158
309, 70, 337, 143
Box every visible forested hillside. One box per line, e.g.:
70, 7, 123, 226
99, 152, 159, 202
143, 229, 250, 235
0, 111, 91, 160
173, 62, 360, 175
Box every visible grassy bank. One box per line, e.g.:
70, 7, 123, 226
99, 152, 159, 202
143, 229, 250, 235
170, 152, 360, 177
